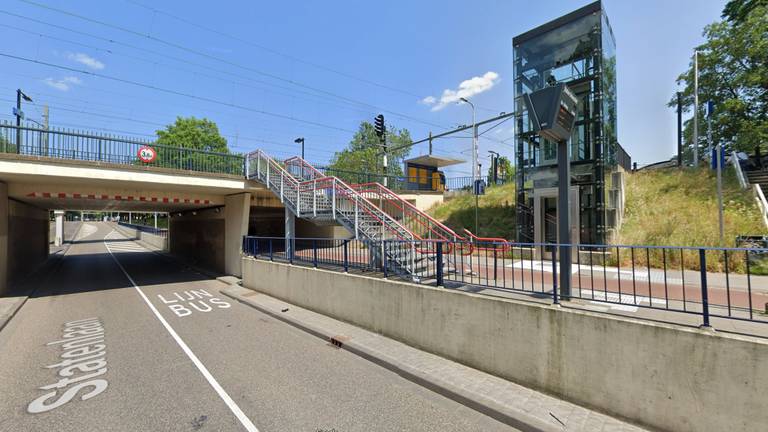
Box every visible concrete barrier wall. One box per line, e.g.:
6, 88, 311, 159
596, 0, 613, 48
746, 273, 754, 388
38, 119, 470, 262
113, 223, 168, 251
6, 199, 49, 289
242, 258, 768, 432
169, 209, 225, 273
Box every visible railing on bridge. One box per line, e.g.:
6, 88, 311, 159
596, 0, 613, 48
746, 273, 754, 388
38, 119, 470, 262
0, 122, 244, 175
243, 235, 768, 328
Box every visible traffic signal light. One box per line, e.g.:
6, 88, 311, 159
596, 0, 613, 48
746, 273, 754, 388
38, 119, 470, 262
374, 114, 385, 139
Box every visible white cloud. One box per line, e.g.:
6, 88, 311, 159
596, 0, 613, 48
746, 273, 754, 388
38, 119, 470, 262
422, 71, 500, 111
67, 52, 105, 70
43, 76, 82, 92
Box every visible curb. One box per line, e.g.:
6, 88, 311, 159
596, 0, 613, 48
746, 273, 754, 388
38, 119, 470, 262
221, 286, 560, 432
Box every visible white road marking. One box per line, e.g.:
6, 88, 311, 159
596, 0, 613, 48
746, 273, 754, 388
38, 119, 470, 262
104, 230, 259, 432
103, 232, 150, 253
507, 260, 581, 274
158, 289, 232, 317
28, 317, 109, 414
76, 223, 99, 240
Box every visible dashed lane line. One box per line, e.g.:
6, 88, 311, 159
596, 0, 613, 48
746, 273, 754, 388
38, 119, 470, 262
104, 230, 259, 432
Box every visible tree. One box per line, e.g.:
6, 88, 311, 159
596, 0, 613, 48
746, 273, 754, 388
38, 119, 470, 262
487, 155, 515, 183
669, 4, 768, 157
156, 116, 229, 152
722, 0, 768, 24
328, 121, 412, 184
153, 116, 241, 174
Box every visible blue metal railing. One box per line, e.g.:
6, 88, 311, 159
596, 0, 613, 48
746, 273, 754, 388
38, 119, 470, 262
0, 122, 245, 175
243, 235, 768, 329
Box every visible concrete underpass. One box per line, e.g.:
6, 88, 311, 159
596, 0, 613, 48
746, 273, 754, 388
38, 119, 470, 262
0, 155, 349, 295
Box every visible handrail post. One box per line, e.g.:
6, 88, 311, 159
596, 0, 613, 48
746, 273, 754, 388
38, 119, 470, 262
280, 171, 284, 202
331, 179, 336, 216
256, 153, 261, 179
295, 182, 301, 215
411, 241, 416, 276
552, 246, 559, 305
436, 243, 444, 286
382, 241, 388, 278
313, 239, 318, 268
343, 240, 349, 272
354, 198, 359, 238
699, 249, 711, 328
269, 238, 273, 262
313, 179, 317, 217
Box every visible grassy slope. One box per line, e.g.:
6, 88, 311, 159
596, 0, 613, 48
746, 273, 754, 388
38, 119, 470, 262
618, 167, 765, 247
427, 167, 766, 246
428, 183, 517, 239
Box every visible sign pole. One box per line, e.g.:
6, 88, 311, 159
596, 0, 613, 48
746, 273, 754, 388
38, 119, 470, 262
557, 138, 571, 298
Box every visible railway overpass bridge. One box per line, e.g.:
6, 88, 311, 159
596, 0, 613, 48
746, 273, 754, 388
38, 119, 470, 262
0, 123, 446, 295
0, 124, 349, 294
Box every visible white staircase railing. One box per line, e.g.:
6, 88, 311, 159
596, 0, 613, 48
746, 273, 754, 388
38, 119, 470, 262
731, 151, 749, 189
732, 151, 768, 229
246, 150, 425, 277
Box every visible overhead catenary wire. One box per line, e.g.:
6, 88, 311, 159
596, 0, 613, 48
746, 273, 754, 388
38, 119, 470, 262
0, 52, 362, 134
13, 1, 469, 133
0, 18, 394, 125
0, 77, 352, 142
122, 0, 507, 115
6, 2, 513, 164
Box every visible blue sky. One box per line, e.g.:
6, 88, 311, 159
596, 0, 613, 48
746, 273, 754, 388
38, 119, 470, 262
0, 0, 725, 176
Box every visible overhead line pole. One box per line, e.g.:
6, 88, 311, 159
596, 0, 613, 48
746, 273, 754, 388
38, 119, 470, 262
693, 50, 699, 167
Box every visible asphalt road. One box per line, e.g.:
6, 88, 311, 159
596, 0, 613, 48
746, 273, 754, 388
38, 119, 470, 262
0, 222, 517, 432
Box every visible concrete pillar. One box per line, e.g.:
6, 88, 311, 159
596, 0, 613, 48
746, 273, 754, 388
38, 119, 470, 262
224, 193, 251, 276
285, 207, 295, 260
128, 211, 132, 224
0, 182, 8, 295
54, 210, 64, 247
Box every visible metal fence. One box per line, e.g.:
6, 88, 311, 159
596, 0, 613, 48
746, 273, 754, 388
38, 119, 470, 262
243, 237, 380, 273
0, 122, 245, 175
243, 236, 768, 328
444, 175, 512, 191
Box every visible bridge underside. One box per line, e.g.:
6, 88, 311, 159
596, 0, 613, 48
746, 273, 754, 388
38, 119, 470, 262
0, 157, 292, 294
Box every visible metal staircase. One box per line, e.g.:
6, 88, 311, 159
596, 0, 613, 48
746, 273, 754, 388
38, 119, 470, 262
247, 150, 429, 278
282, 155, 473, 271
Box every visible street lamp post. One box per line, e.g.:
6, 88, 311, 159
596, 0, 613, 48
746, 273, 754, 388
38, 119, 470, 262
294, 137, 305, 159
15, 89, 33, 153
460, 97, 479, 234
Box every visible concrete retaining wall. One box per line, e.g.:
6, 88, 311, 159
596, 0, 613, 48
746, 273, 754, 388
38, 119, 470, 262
0, 186, 49, 294
8, 200, 49, 287
242, 257, 768, 432
113, 223, 168, 251
169, 209, 225, 273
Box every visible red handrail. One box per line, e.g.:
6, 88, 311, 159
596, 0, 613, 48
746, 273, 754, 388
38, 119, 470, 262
351, 182, 469, 254
463, 229, 512, 252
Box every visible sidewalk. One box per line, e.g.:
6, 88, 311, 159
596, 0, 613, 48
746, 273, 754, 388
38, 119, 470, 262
222, 284, 648, 432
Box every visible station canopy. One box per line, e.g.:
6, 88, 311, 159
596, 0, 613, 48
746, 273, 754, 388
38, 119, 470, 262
404, 154, 464, 168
